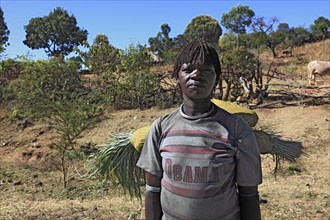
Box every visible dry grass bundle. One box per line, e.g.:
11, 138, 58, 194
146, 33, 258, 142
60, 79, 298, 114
89, 132, 145, 199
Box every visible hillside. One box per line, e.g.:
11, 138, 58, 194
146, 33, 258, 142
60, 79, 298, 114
0, 40, 329, 219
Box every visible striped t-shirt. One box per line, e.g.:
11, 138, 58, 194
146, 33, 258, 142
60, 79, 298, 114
137, 104, 262, 220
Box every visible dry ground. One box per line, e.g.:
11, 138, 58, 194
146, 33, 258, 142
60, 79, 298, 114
0, 40, 329, 219
0, 103, 329, 220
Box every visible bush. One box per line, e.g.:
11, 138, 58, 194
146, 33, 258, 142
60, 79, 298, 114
3, 56, 106, 187
221, 46, 257, 101
99, 44, 160, 109
4, 57, 84, 117
0, 59, 26, 104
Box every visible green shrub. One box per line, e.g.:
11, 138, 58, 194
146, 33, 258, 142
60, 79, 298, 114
4, 56, 106, 187
0, 58, 26, 104
99, 44, 159, 109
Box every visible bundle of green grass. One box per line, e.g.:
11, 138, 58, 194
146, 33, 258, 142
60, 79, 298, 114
90, 99, 302, 199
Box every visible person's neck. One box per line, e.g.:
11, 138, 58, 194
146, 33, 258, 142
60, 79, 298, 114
182, 98, 212, 117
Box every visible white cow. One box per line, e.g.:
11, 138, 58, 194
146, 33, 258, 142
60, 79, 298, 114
307, 60, 330, 85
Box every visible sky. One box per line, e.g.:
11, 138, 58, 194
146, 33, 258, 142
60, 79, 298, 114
0, 0, 329, 60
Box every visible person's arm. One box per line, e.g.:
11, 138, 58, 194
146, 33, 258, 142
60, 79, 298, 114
145, 172, 162, 220
238, 185, 261, 220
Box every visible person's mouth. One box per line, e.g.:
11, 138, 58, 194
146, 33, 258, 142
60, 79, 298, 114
187, 81, 203, 88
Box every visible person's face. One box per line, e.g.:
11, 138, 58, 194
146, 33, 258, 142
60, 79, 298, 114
178, 63, 216, 100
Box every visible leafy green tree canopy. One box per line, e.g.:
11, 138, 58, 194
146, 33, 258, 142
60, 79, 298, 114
219, 33, 238, 51
289, 26, 312, 46
88, 34, 121, 74
184, 15, 222, 47
23, 7, 88, 57
0, 7, 10, 54
221, 4, 255, 34
148, 24, 173, 59
310, 16, 330, 40
251, 16, 280, 58
277, 23, 290, 33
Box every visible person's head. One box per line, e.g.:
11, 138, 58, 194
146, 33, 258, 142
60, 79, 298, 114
172, 40, 221, 100
172, 40, 221, 83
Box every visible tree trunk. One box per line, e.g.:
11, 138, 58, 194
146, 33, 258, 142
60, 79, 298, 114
266, 41, 277, 58
271, 47, 277, 58
223, 81, 231, 101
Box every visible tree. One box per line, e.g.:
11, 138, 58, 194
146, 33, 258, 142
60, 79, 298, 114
88, 34, 121, 74
277, 23, 290, 33
289, 26, 312, 46
97, 43, 159, 109
275, 23, 291, 48
6, 57, 103, 187
270, 23, 292, 51
148, 24, 173, 62
310, 16, 330, 40
221, 5, 254, 47
221, 46, 257, 101
221, 5, 255, 34
219, 33, 238, 52
0, 7, 10, 55
251, 16, 280, 58
184, 15, 222, 47
171, 34, 189, 50
23, 7, 88, 57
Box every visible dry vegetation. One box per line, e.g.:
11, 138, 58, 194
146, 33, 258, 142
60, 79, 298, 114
0, 40, 329, 219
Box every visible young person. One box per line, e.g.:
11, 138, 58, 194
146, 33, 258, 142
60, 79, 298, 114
137, 40, 262, 220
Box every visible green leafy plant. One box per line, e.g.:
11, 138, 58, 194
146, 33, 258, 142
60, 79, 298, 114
5, 57, 105, 187
48, 98, 100, 188
99, 43, 159, 109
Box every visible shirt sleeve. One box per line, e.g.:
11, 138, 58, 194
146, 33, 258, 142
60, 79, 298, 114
136, 119, 163, 177
235, 118, 263, 186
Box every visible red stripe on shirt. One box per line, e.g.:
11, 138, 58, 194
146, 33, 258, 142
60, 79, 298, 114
162, 145, 227, 155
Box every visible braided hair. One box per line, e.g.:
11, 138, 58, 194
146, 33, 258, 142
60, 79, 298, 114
172, 40, 221, 83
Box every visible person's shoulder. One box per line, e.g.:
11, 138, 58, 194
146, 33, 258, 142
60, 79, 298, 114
153, 108, 179, 125
159, 107, 180, 124
149, 108, 180, 133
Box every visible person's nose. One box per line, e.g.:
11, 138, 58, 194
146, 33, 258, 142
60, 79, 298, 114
190, 69, 202, 79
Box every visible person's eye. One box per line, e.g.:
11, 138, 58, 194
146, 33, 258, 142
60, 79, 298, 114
205, 70, 215, 74
199, 69, 213, 74
182, 66, 195, 73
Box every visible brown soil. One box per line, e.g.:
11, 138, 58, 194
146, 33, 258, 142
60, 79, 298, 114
0, 40, 329, 219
